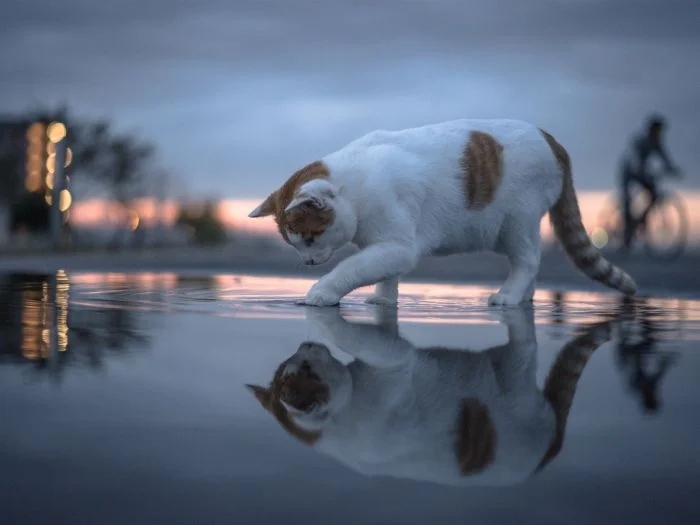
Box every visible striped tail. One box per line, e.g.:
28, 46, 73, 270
540, 129, 637, 295
535, 320, 612, 472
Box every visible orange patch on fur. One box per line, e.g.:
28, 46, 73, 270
284, 202, 334, 241
460, 131, 504, 209
253, 161, 333, 241
270, 359, 330, 413
454, 397, 497, 474
247, 355, 330, 445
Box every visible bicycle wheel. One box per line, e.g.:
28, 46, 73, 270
642, 192, 688, 260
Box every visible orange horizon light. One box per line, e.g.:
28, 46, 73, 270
68, 191, 700, 244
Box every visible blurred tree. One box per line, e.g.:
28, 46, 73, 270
176, 201, 228, 245
72, 121, 157, 249
73, 120, 156, 203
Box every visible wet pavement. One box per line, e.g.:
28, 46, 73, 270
1, 272, 699, 525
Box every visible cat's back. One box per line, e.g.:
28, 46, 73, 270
329, 118, 539, 159
323, 118, 547, 193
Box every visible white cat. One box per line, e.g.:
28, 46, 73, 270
249, 119, 637, 306
247, 306, 613, 487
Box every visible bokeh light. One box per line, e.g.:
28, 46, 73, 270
26, 122, 45, 142
59, 190, 72, 212
128, 210, 140, 231
45, 154, 56, 173
47, 122, 67, 143
591, 227, 609, 249
25, 179, 42, 192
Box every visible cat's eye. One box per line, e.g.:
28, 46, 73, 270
304, 238, 315, 247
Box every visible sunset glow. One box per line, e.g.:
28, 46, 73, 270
69, 191, 700, 245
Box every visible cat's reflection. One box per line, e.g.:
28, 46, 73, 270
247, 306, 613, 487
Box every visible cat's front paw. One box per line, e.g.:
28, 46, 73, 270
304, 283, 341, 307
365, 294, 398, 307
488, 292, 530, 307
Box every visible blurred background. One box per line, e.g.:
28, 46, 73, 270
1, 0, 698, 263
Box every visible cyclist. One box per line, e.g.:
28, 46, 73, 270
619, 115, 680, 249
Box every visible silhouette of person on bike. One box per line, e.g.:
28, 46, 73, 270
620, 115, 680, 250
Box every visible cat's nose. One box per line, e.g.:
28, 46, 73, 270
304, 258, 316, 266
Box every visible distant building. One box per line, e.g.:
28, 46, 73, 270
0, 116, 72, 239
0, 118, 28, 238
0, 117, 31, 196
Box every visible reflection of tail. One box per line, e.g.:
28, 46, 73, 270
541, 129, 637, 295
535, 321, 612, 472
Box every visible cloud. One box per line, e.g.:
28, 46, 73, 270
1, 0, 699, 197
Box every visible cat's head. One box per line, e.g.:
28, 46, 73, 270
248, 162, 356, 266
246, 341, 352, 444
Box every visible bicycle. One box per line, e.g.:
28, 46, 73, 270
589, 169, 688, 261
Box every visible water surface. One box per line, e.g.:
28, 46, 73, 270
1, 272, 699, 524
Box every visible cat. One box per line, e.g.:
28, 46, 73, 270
248, 119, 637, 307
247, 306, 614, 487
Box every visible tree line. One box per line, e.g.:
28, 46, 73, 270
0, 105, 227, 246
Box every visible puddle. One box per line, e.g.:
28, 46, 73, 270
1, 271, 699, 525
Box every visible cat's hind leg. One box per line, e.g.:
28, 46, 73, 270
489, 221, 542, 306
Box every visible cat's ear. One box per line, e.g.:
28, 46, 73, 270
246, 384, 272, 407
248, 193, 276, 218
284, 184, 336, 214
284, 194, 325, 214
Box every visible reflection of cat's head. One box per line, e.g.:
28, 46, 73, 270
247, 341, 352, 444
246, 340, 497, 474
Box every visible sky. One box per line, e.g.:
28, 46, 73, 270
1, 0, 699, 200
